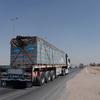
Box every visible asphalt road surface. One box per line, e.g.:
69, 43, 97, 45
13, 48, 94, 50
0, 68, 81, 100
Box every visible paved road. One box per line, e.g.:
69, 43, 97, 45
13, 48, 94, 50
0, 68, 81, 100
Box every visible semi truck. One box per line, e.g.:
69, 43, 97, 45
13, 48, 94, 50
0, 36, 70, 88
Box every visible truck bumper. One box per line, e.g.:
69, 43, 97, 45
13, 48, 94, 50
1, 80, 32, 88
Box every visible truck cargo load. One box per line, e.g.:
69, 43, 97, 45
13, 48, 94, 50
10, 36, 66, 67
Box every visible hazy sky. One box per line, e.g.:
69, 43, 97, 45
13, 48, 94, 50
0, 0, 100, 65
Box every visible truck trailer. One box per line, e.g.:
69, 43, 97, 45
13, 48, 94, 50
0, 36, 70, 87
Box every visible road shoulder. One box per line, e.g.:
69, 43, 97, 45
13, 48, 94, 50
67, 66, 100, 100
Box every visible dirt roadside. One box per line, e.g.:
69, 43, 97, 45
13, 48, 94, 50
67, 66, 100, 100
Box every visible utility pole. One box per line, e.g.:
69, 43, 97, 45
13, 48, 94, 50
10, 17, 19, 35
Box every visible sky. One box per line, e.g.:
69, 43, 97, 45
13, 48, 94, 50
0, 0, 100, 65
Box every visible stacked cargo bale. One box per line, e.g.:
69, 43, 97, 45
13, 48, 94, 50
10, 36, 66, 68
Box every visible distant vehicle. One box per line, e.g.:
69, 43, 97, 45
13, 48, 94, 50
0, 36, 70, 87
79, 63, 84, 68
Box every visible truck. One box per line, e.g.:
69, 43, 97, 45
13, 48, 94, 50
0, 36, 70, 88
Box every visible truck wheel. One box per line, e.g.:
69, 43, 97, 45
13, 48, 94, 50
1, 81, 6, 87
32, 78, 37, 86
37, 72, 45, 86
50, 70, 56, 81
45, 71, 51, 83
62, 68, 66, 76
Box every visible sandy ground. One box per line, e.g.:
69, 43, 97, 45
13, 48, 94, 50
67, 66, 100, 100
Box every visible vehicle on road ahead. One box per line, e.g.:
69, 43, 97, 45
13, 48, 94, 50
0, 36, 70, 87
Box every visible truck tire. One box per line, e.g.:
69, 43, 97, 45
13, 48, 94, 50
37, 72, 45, 86
32, 78, 37, 86
1, 81, 6, 87
45, 71, 51, 83
50, 70, 56, 81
